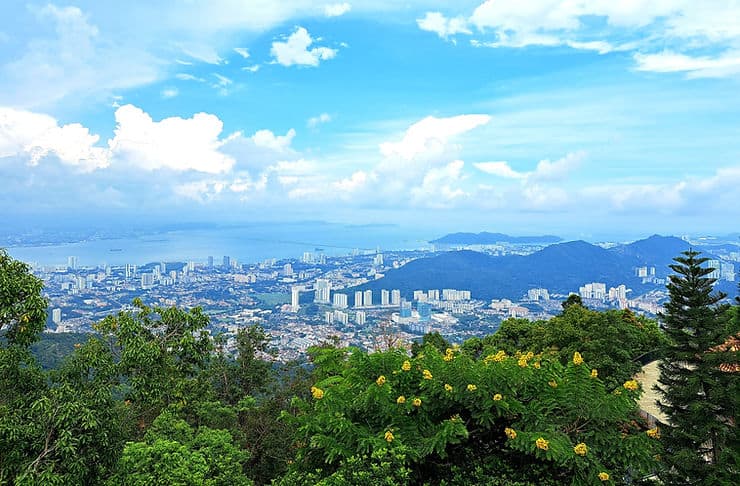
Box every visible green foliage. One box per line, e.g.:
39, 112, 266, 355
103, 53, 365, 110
93, 300, 214, 430
108, 409, 251, 486
0, 249, 47, 348
411, 332, 450, 357
488, 308, 667, 389
286, 343, 660, 485
656, 250, 739, 484
29, 332, 90, 370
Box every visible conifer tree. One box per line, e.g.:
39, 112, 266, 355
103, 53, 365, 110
656, 250, 738, 484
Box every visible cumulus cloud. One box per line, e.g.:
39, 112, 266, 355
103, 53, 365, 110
307, 113, 332, 127
324, 3, 351, 17
250, 128, 296, 152
270, 27, 338, 67
417, 12, 471, 39
474, 151, 584, 181
379, 114, 491, 161
108, 104, 235, 173
0, 106, 108, 171
473, 161, 526, 179
410, 160, 468, 207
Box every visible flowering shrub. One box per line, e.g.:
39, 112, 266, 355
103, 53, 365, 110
284, 344, 659, 484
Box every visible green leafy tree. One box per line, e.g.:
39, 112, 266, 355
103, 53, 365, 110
284, 343, 659, 485
1, 249, 47, 348
489, 308, 666, 389
656, 250, 739, 484
108, 409, 251, 486
93, 300, 214, 432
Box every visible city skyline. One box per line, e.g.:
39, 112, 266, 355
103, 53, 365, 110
1, 1, 740, 234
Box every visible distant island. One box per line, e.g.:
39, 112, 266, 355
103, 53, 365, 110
431, 232, 562, 245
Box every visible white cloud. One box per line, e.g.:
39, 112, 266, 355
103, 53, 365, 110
161, 87, 179, 99
270, 27, 338, 67
108, 104, 235, 173
211, 73, 233, 95
531, 150, 585, 180
333, 170, 368, 192
410, 160, 467, 207
634, 50, 740, 78
379, 114, 491, 161
324, 3, 352, 17
180, 43, 224, 64
233, 47, 250, 58
242, 65, 261, 73
307, 113, 332, 127
417, 12, 471, 39
473, 161, 526, 179
0, 106, 109, 171
251, 128, 296, 151
474, 151, 584, 181
176, 73, 206, 82
0, 4, 159, 108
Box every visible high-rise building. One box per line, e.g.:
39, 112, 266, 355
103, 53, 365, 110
125, 264, 134, 279
400, 299, 412, 318
373, 253, 384, 267
325, 311, 334, 324
381, 289, 390, 306
52, 308, 62, 325
333, 293, 348, 309
223, 256, 231, 269
355, 311, 366, 326
391, 289, 401, 305
355, 291, 364, 308
417, 301, 432, 322
527, 288, 550, 301
283, 263, 294, 276
334, 310, 349, 325
608, 285, 627, 301
314, 279, 332, 303
187, 261, 195, 272
579, 282, 607, 300
413, 290, 428, 301
67, 256, 77, 270
207, 256, 214, 268
291, 286, 301, 311
160, 262, 167, 273
141, 273, 155, 289
707, 260, 721, 280
428, 289, 440, 301
363, 290, 372, 307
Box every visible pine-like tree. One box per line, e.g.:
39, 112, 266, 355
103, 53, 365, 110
656, 250, 738, 484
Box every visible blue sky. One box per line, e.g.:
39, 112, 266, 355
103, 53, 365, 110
1, 1, 740, 237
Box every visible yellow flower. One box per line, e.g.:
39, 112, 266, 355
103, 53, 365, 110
311, 386, 324, 400
573, 443, 588, 456
504, 427, 517, 439
376, 375, 387, 386
548, 380, 558, 388
422, 369, 433, 380
598, 472, 609, 481
517, 357, 528, 367
467, 384, 477, 392
412, 398, 422, 407
533, 361, 541, 369
384, 430, 394, 443
573, 352, 584, 365
443, 353, 453, 362
646, 427, 660, 439
397, 395, 406, 404
590, 369, 598, 378
444, 383, 453, 392
450, 414, 461, 422
401, 360, 411, 371
445, 348, 453, 356
493, 394, 503, 401
623, 380, 639, 391
535, 437, 549, 450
